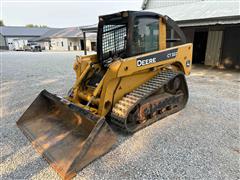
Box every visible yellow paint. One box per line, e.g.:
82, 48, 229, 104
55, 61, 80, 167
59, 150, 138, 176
69, 21, 193, 118
159, 17, 166, 50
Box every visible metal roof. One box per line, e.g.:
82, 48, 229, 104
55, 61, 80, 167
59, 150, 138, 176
0, 26, 50, 37
81, 24, 98, 33
51, 25, 98, 38
177, 16, 240, 27
146, 1, 240, 26
142, 0, 200, 10
29, 28, 64, 41
31, 25, 97, 42
52, 27, 83, 38
30, 27, 83, 41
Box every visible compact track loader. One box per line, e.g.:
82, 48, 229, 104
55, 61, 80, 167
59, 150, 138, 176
17, 11, 192, 179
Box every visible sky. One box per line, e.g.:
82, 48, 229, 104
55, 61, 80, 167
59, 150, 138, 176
1, 0, 143, 27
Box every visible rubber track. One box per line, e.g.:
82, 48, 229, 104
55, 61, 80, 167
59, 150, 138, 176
110, 70, 178, 129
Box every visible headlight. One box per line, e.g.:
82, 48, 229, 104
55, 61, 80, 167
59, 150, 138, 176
186, 60, 191, 67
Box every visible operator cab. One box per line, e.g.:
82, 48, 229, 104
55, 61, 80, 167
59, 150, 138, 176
86, 11, 186, 89
97, 11, 186, 67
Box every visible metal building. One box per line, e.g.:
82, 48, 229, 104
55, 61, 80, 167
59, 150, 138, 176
0, 26, 50, 50
142, 0, 240, 69
31, 26, 97, 52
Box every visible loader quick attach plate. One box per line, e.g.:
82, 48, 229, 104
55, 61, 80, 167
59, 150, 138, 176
17, 90, 116, 179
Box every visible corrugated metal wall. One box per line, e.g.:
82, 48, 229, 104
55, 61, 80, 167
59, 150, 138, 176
146, 0, 200, 9
144, 0, 239, 9
205, 31, 223, 66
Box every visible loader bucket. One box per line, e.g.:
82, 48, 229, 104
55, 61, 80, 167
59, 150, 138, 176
17, 90, 117, 179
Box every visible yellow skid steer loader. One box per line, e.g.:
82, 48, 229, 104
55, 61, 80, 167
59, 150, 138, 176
17, 11, 192, 179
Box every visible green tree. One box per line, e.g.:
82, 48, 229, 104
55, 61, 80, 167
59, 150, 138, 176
39, 25, 48, 28
25, 24, 48, 28
0, 20, 4, 26
26, 24, 35, 28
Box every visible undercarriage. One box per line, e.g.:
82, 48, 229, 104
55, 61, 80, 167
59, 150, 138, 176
111, 70, 188, 132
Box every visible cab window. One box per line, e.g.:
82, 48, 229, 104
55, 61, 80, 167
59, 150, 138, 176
131, 17, 159, 56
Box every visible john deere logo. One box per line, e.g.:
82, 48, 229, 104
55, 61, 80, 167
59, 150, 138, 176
137, 57, 157, 67
136, 49, 178, 67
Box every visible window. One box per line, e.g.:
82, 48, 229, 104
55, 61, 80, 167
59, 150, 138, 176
61, 41, 64, 47
131, 17, 159, 56
101, 24, 127, 66
102, 24, 127, 59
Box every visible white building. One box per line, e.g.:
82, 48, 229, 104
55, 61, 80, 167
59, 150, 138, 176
0, 26, 49, 50
32, 27, 97, 52
142, 0, 240, 69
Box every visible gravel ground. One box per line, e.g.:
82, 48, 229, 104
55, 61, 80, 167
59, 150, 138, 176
1, 51, 240, 180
